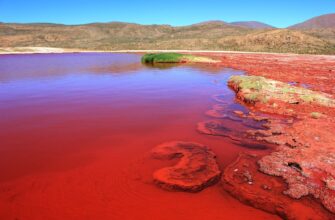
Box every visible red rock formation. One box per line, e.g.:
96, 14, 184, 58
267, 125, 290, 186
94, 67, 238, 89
255, 117, 335, 213
222, 153, 332, 219
152, 141, 221, 192
227, 74, 335, 214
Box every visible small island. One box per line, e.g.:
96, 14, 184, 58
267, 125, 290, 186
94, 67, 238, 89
141, 53, 219, 64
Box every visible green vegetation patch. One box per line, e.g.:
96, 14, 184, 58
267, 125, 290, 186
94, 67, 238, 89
141, 53, 218, 64
228, 75, 335, 107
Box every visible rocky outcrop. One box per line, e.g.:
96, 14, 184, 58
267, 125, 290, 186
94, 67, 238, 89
228, 74, 335, 214
255, 117, 335, 213
152, 141, 221, 192
222, 153, 332, 219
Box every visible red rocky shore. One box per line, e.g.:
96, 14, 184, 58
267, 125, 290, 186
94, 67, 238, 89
199, 52, 335, 94
150, 52, 335, 219
219, 53, 335, 218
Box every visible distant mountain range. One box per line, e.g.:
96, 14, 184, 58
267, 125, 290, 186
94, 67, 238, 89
0, 13, 334, 54
192, 20, 275, 29
230, 21, 274, 29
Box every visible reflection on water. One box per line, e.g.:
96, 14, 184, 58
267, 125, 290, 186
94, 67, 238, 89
0, 53, 276, 220
0, 53, 233, 83
0, 53, 142, 82
142, 62, 181, 70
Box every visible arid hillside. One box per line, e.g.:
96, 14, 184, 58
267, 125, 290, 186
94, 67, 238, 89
217, 29, 334, 54
289, 13, 335, 29
1, 14, 335, 54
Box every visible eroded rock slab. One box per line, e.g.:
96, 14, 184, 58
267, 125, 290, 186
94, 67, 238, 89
222, 153, 332, 220
256, 117, 335, 214
152, 141, 221, 192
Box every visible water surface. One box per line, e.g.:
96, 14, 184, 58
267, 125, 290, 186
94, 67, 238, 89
0, 53, 277, 220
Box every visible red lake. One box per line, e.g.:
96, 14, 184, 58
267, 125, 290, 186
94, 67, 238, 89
0, 53, 279, 219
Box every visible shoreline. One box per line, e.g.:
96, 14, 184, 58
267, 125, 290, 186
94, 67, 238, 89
216, 52, 335, 218
0, 47, 334, 58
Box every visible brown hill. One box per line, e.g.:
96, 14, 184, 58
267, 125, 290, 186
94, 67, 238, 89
0, 18, 335, 54
289, 13, 335, 29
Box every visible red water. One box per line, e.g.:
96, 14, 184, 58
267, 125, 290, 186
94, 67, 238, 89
0, 53, 278, 219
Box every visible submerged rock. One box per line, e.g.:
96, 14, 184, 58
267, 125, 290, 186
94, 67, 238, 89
197, 119, 268, 150
205, 104, 229, 119
152, 141, 221, 192
197, 120, 240, 141
205, 104, 244, 122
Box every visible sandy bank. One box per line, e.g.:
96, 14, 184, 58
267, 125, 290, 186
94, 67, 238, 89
1, 47, 335, 58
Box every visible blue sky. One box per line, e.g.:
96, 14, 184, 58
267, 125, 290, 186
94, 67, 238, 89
0, 0, 334, 28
